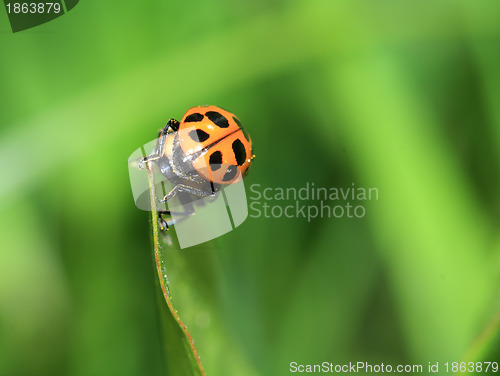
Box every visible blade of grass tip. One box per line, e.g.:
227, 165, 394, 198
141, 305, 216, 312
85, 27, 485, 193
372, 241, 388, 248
147, 162, 206, 376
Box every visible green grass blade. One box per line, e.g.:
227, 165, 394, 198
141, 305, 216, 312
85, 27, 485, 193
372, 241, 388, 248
147, 163, 205, 376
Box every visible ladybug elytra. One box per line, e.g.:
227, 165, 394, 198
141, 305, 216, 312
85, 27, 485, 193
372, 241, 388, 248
140, 105, 254, 229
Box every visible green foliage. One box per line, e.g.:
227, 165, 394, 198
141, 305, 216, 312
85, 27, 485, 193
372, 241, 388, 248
147, 165, 205, 376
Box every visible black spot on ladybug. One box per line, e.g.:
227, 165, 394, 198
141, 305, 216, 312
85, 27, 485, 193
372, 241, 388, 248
189, 129, 209, 142
240, 127, 251, 143
222, 165, 238, 182
232, 139, 246, 166
185, 113, 204, 122
206, 111, 229, 128
232, 116, 242, 127
209, 151, 222, 171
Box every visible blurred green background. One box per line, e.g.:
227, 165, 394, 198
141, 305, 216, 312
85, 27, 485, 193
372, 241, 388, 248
1, 1, 500, 375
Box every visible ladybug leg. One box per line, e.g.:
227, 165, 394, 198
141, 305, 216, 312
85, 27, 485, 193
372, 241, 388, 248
158, 210, 187, 230
159, 184, 216, 203
157, 206, 195, 230
157, 211, 171, 231
139, 119, 180, 169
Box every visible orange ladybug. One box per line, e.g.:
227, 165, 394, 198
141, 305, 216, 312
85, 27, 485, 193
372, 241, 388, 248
140, 105, 254, 214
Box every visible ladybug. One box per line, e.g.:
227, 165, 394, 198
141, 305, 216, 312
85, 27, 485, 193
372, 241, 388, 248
140, 105, 254, 228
